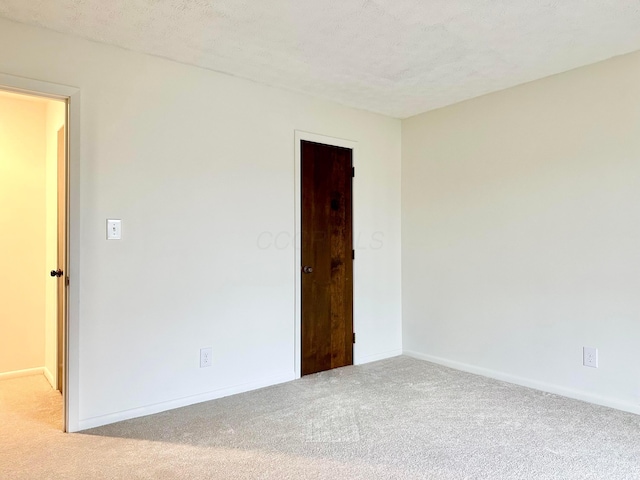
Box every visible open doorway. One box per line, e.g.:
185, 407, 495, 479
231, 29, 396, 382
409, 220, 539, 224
0, 89, 67, 429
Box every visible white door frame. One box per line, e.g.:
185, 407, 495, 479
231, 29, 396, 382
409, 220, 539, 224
0, 73, 80, 433
293, 130, 358, 379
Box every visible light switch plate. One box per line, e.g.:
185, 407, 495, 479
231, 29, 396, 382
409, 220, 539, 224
107, 219, 122, 240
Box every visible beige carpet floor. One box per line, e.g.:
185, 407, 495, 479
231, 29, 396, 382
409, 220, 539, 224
1, 356, 640, 479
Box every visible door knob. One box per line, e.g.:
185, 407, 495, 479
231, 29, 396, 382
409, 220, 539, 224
302, 266, 313, 274
50, 269, 63, 277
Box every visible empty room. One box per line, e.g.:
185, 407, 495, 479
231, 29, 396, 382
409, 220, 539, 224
0, 1, 639, 479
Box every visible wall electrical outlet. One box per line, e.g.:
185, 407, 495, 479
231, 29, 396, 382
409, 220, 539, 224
583, 346, 598, 368
200, 347, 213, 368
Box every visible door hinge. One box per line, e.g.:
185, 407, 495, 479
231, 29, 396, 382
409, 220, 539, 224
353, 333, 356, 344
66, 277, 70, 286
352, 167, 355, 178
352, 249, 355, 260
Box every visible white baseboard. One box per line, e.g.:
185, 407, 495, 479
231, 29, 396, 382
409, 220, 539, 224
76, 372, 295, 431
404, 350, 640, 416
356, 348, 403, 365
43, 367, 55, 388
0, 367, 44, 381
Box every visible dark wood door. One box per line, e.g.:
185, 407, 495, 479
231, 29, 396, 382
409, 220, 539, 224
301, 140, 353, 376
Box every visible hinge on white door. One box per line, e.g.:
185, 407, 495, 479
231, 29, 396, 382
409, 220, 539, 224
352, 249, 355, 260
352, 167, 355, 178
353, 333, 356, 344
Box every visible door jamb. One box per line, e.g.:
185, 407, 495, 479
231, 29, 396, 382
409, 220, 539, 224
294, 130, 357, 379
0, 73, 80, 433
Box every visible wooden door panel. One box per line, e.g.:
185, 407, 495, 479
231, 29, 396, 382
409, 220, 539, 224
56, 126, 66, 393
301, 141, 353, 376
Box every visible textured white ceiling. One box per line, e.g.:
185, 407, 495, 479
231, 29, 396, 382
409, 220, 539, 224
1, 1, 640, 118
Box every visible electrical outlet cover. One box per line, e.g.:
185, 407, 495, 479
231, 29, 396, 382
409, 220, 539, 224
583, 346, 598, 368
200, 347, 213, 368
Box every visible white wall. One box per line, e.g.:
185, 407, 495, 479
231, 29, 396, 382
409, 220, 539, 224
402, 51, 640, 413
0, 94, 46, 375
44, 99, 66, 388
0, 17, 402, 429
